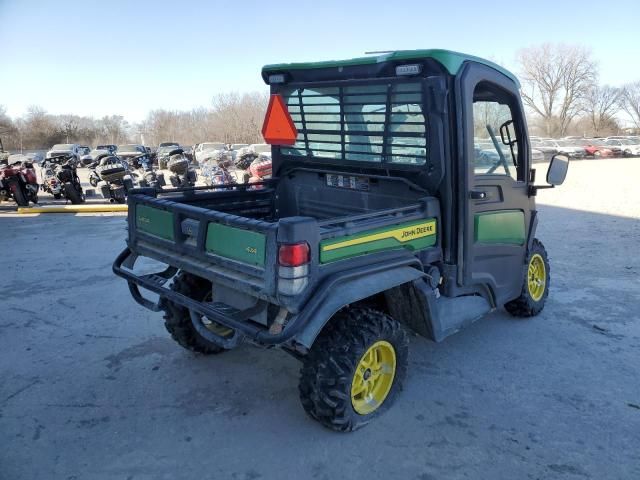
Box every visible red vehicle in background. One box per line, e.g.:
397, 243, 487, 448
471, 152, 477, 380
578, 139, 614, 157
247, 153, 272, 184
0, 154, 39, 206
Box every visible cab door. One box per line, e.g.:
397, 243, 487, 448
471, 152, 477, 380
459, 65, 534, 305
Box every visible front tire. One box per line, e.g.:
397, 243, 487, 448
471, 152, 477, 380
299, 307, 408, 432
505, 238, 550, 317
161, 272, 227, 355
64, 182, 84, 204
13, 184, 29, 207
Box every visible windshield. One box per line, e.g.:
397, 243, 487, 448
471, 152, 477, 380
202, 143, 225, 150
51, 144, 74, 150
279, 82, 427, 165
117, 144, 142, 153
251, 144, 271, 154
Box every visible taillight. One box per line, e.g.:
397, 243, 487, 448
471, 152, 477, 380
278, 242, 310, 296
278, 242, 310, 267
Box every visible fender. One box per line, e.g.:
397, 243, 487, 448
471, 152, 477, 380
292, 261, 425, 348
526, 210, 538, 252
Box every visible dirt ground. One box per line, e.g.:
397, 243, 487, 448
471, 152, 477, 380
1, 158, 639, 479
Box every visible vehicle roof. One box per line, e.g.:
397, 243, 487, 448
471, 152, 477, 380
262, 49, 519, 87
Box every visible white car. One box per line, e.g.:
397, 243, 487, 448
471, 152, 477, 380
194, 142, 226, 163
605, 138, 640, 157
45, 143, 81, 162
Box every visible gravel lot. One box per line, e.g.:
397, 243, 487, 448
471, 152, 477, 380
1, 158, 639, 479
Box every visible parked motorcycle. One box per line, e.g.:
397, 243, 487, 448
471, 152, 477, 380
88, 153, 134, 203
0, 156, 39, 206
247, 153, 272, 183
234, 147, 258, 170
166, 149, 197, 188
201, 150, 236, 187
41, 153, 84, 204
129, 153, 166, 190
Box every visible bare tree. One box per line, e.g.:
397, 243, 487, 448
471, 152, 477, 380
619, 81, 640, 129
59, 115, 80, 143
583, 85, 620, 136
517, 44, 597, 136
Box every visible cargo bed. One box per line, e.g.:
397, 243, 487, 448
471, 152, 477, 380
116, 169, 440, 312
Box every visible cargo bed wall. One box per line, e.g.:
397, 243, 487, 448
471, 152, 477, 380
275, 169, 426, 220
158, 187, 276, 221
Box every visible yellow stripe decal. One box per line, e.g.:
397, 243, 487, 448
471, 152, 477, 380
322, 220, 436, 252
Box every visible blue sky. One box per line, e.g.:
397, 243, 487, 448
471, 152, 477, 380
1, 0, 639, 121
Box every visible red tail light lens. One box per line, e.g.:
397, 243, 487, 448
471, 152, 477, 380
278, 242, 310, 267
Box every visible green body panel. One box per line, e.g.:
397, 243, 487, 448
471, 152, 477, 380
206, 223, 266, 266
136, 205, 174, 241
320, 218, 437, 263
474, 210, 525, 245
262, 49, 519, 87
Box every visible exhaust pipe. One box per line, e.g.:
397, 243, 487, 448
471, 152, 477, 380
109, 198, 116, 203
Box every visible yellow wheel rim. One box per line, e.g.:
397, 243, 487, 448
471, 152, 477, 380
350, 340, 396, 415
201, 292, 234, 338
527, 253, 546, 302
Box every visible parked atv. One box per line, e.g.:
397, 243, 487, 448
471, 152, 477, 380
89, 153, 134, 203
0, 156, 39, 206
41, 153, 84, 204
166, 150, 197, 188
114, 50, 569, 432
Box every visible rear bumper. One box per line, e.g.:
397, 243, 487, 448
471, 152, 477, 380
112, 247, 292, 347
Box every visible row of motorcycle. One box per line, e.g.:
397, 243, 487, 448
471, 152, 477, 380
0, 153, 84, 206
0, 146, 271, 207
88, 148, 198, 203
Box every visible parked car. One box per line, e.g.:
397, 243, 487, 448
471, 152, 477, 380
604, 138, 640, 157
602, 139, 625, 157
159, 142, 179, 148
576, 139, 613, 158
228, 143, 249, 161
45, 144, 81, 163
248, 143, 272, 155
116, 144, 148, 164
530, 140, 558, 160
534, 140, 585, 159
194, 142, 226, 164
96, 144, 117, 154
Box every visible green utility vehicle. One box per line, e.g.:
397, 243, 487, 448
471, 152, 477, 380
113, 49, 568, 431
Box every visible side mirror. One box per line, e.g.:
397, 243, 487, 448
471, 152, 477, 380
547, 154, 569, 186
499, 120, 517, 146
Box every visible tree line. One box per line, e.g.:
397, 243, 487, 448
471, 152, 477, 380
0, 92, 269, 151
2, 43, 640, 151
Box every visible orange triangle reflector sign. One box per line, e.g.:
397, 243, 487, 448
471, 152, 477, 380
261, 94, 298, 145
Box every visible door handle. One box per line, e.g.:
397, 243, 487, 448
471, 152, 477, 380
470, 190, 488, 200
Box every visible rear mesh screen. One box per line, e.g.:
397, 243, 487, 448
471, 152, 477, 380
280, 82, 427, 165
